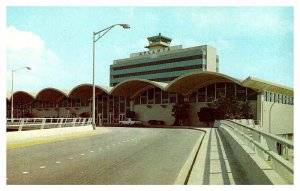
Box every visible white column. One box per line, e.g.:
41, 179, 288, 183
257, 92, 264, 130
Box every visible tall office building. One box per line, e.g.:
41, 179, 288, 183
110, 33, 219, 86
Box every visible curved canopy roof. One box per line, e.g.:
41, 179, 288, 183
36, 88, 69, 102
11, 91, 35, 103
242, 77, 293, 96
110, 79, 168, 98
166, 71, 242, 95
68, 84, 112, 99
6, 72, 294, 103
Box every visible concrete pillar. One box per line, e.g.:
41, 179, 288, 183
257, 92, 264, 129
30, 103, 33, 117
56, 103, 60, 117
130, 99, 134, 111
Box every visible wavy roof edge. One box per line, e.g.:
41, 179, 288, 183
6, 72, 294, 100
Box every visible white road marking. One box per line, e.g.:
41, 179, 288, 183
80, 154, 85, 156
68, 157, 74, 160
90, 151, 94, 153
22, 171, 29, 174
40, 166, 46, 169
56, 161, 61, 164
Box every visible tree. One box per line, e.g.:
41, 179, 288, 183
126, 110, 136, 119
197, 107, 215, 126
172, 101, 189, 126
79, 112, 90, 117
208, 95, 252, 120
197, 95, 252, 126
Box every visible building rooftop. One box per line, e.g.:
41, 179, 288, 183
6, 71, 294, 101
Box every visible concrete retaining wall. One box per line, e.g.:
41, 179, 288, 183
7, 125, 94, 144
134, 104, 174, 125
218, 125, 288, 184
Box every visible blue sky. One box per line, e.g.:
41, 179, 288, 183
6, 6, 294, 92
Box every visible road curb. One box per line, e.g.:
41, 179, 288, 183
174, 128, 207, 184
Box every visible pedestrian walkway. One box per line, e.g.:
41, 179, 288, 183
188, 128, 249, 185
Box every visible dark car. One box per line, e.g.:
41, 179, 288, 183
148, 120, 164, 125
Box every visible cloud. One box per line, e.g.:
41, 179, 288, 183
6, 26, 68, 92
7, 26, 44, 56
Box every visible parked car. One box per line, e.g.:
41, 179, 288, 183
148, 120, 165, 125
119, 118, 143, 126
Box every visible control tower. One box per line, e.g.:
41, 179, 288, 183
145, 33, 172, 50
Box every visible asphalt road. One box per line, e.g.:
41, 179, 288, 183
7, 127, 204, 185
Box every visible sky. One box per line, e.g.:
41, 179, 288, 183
6, 6, 294, 93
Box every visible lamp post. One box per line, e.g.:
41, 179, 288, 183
92, 24, 130, 129
11, 66, 31, 119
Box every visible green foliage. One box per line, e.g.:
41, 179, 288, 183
126, 110, 136, 118
24, 112, 34, 118
172, 101, 190, 126
197, 107, 215, 126
208, 95, 252, 120
79, 112, 90, 117
197, 95, 252, 126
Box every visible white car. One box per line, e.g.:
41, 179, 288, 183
119, 118, 143, 126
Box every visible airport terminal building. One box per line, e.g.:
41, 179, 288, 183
6, 34, 294, 138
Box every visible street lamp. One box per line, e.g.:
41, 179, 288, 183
11, 66, 31, 119
92, 24, 130, 129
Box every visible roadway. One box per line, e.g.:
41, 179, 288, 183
7, 127, 204, 185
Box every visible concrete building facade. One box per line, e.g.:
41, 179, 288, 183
110, 33, 218, 86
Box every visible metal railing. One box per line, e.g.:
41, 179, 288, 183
7, 118, 93, 131
219, 119, 293, 183
230, 119, 262, 129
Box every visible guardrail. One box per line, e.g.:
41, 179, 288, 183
7, 118, 93, 131
218, 119, 293, 183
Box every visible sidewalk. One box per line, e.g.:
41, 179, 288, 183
188, 128, 249, 185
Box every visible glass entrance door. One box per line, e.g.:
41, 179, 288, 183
98, 114, 103, 126
119, 114, 125, 122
